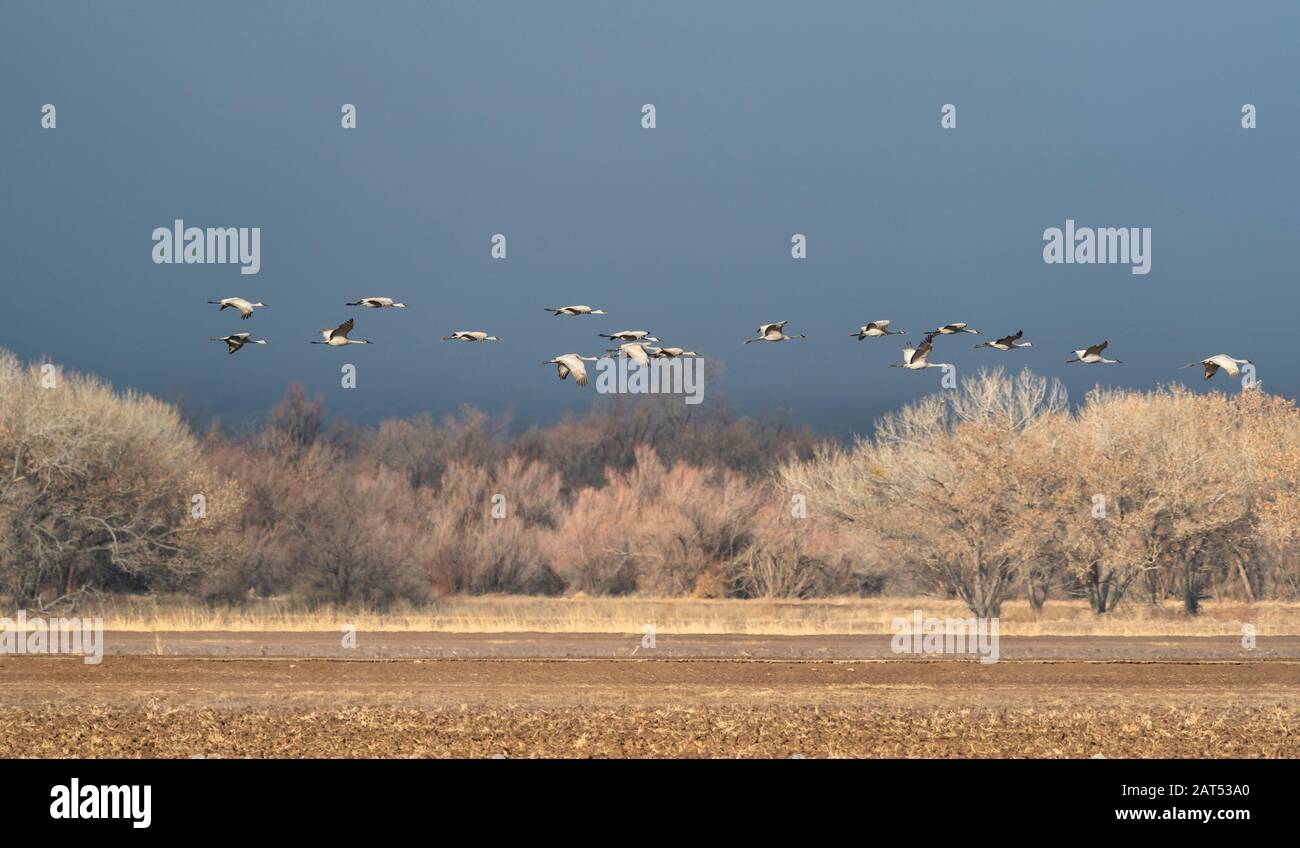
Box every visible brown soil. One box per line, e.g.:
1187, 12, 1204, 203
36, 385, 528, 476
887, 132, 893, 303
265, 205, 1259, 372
3, 648, 1296, 758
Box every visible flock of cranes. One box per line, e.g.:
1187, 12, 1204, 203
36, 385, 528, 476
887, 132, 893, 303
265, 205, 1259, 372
205, 297, 1253, 387
767, 318, 1107, 373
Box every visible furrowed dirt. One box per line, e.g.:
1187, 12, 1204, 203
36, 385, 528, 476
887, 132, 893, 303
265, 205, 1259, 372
3, 638, 1298, 757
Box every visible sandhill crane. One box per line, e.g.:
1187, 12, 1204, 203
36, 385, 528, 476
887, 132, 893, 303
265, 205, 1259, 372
599, 330, 659, 342
889, 334, 951, 371
311, 318, 372, 346
209, 333, 268, 354
207, 297, 265, 320
929, 322, 980, 336
543, 354, 600, 386
605, 342, 651, 366
647, 346, 699, 358
545, 305, 606, 316
851, 320, 904, 339
744, 321, 805, 344
346, 297, 406, 308
441, 331, 499, 342
1067, 340, 1121, 364
975, 330, 1034, 351
1184, 354, 1252, 380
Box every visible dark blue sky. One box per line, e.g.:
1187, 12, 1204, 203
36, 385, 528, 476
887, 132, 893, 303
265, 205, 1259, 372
3, 2, 1297, 436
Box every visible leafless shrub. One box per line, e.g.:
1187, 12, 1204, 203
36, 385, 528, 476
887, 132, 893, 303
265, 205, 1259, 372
365, 406, 509, 490
425, 457, 563, 594
725, 505, 868, 598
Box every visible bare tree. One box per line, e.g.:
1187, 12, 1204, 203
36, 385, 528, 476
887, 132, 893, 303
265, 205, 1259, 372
0, 350, 239, 608
1060, 387, 1266, 614
783, 368, 1067, 618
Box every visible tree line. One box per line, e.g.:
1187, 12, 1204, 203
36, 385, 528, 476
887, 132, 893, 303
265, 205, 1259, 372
2, 347, 1296, 615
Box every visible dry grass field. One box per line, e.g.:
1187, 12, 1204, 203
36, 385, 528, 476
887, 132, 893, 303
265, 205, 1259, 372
78, 595, 1300, 637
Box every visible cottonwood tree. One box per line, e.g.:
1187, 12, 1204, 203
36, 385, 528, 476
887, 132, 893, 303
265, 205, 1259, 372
1061, 387, 1264, 614
1003, 414, 1072, 611
1054, 389, 1153, 613
0, 350, 239, 608
1238, 389, 1300, 600
783, 368, 1067, 618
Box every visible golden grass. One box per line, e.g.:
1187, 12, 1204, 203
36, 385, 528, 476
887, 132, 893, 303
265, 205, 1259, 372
59, 594, 1300, 636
